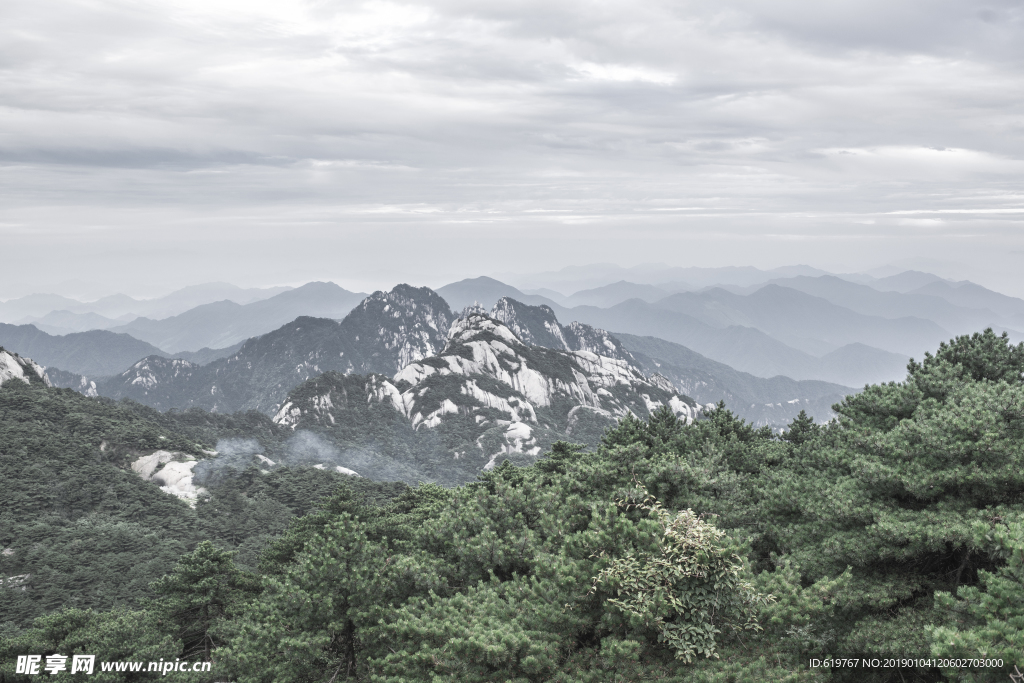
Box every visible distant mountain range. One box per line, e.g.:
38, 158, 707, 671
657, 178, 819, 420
614, 334, 850, 426
0, 282, 293, 328
17, 285, 858, 429
434, 276, 908, 385
493, 263, 833, 294
105, 281, 368, 352
0, 324, 169, 377
6, 265, 1022, 429
436, 272, 1024, 386
0, 324, 244, 377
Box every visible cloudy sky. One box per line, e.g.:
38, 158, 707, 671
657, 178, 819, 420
2, 0, 1023, 298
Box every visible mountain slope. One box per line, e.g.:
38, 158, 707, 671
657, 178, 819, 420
653, 285, 949, 357
489, 297, 635, 362
562, 281, 671, 307
436, 276, 562, 312
0, 324, 169, 377
761, 275, 999, 335
911, 281, 1024, 329
109, 282, 368, 352
479, 297, 857, 427
83, 289, 701, 484
611, 333, 852, 427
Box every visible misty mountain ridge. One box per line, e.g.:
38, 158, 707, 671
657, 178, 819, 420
15, 309, 137, 336
0, 323, 245, 379
9, 267, 1024, 425
107, 281, 368, 352
442, 270, 1024, 385
436, 276, 563, 313
0, 324, 170, 377
0, 281, 292, 323
493, 263, 833, 294
614, 333, 851, 427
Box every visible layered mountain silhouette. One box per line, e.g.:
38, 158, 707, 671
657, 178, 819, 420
0, 324, 169, 377
0, 282, 292, 325
107, 282, 368, 352
8, 267, 1024, 433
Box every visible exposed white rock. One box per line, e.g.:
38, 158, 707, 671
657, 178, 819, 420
77, 377, 99, 397
131, 451, 206, 506
1, 574, 30, 591
131, 450, 177, 479
0, 352, 28, 386
0, 350, 50, 388
668, 396, 698, 424
273, 402, 302, 428
154, 461, 203, 500
281, 306, 702, 466
415, 398, 460, 429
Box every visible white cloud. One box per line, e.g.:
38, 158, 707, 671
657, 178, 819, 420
570, 62, 676, 84
0, 0, 1022, 295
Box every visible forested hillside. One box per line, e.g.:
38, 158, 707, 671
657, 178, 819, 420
0, 380, 406, 630
2, 329, 1023, 682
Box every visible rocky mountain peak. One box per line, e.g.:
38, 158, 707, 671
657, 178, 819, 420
458, 302, 489, 319
445, 309, 527, 350
358, 284, 454, 332
345, 284, 455, 368
489, 297, 568, 349
488, 296, 634, 362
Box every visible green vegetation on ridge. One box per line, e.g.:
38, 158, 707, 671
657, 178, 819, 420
1, 329, 1023, 681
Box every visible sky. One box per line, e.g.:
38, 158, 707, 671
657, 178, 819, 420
2, 0, 1023, 299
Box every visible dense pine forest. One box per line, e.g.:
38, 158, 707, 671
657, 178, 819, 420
2, 329, 1023, 681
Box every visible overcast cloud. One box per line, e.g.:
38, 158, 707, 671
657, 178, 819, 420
2, 0, 1023, 297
